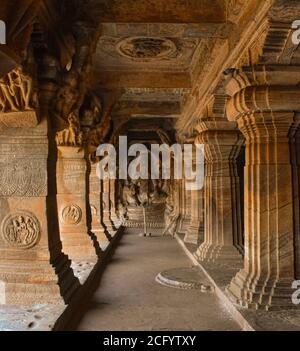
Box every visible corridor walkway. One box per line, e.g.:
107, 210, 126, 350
77, 230, 241, 331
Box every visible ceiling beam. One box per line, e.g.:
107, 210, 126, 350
93, 71, 191, 89
92, 0, 226, 23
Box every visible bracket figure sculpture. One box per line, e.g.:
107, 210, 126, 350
0, 66, 38, 113
55, 112, 83, 147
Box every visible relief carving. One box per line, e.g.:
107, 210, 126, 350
0, 160, 47, 197
1, 211, 41, 249
56, 113, 83, 146
0, 67, 38, 113
54, 71, 81, 123
117, 37, 177, 60
227, 0, 247, 22
61, 205, 82, 225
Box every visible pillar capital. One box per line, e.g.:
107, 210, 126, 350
195, 120, 244, 169
225, 66, 300, 123
226, 65, 300, 97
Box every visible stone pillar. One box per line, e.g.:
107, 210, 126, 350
178, 180, 191, 234
89, 160, 111, 245
57, 146, 97, 261
110, 179, 120, 228
225, 66, 300, 310
0, 68, 78, 303
290, 120, 300, 279
195, 121, 244, 264
184, 148, 205, 245
102, 179, 116, 235
184, 188, 204, 245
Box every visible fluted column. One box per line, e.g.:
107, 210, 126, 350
195, 121, 244, 264
225, 65, 300, 310
57, 147, 97, 261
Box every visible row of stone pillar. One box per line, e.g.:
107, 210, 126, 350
56, 146, 120, 262
177, 65, 300, 311
0, 124, 120, 304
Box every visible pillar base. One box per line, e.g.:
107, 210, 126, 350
0, 254, 79, 305
92, 226, 112, 243
103, 222, 117, 236
227, 270, 300, 311
195, 243, 243, 267
178, 217, 191, 235
184, 222, 204, 245
61, 232, 98, 262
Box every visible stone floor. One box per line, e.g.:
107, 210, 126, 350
175, 234, 300, 332
77, 229, 241, 331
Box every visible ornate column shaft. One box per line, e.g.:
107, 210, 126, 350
184, 188, 204, 245
195, 121, 244, 264
0, 66, 78, 304
178, 180, 191, 234
102, 179, 117, 235
89, 160, 111, 245
184, 149, 204, 245
226, 66, 300, 310
56, 146, 97, 261
110, 179, 120, 228
290, 121, 300, 279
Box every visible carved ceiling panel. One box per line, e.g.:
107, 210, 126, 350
96, 36, 200, 71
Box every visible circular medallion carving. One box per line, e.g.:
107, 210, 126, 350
61, 205, 82, 225
1, 211, 41, 249
116, 37, 177, 60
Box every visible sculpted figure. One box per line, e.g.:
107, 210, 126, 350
0, 91, 6, 112
137, 180, 149, 206
56, 112, 83, 146
10, 68, 35, 110
0, 76, 19, 112
123, 181, 139, 207
0, 66, 37, 112
150, 179, 168, 204
55, 71, 80, 120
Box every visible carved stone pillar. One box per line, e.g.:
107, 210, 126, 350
184, 149, 204, 245
110, 179, 120, 228
184, 188, 204, 245
225, 66, 300, 310
195, 121, 244, 264
178, 180, 191, 234
0, 68, 78, 304
89, 160, 111, 244
57, 146, 97, 261
290, 121, 300, 279
102, 179, 116, 235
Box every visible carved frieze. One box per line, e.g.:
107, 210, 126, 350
1, 211, 41, 249
0, 159, 47, 197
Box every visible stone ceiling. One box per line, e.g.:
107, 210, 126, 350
90, 0, 233, 143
